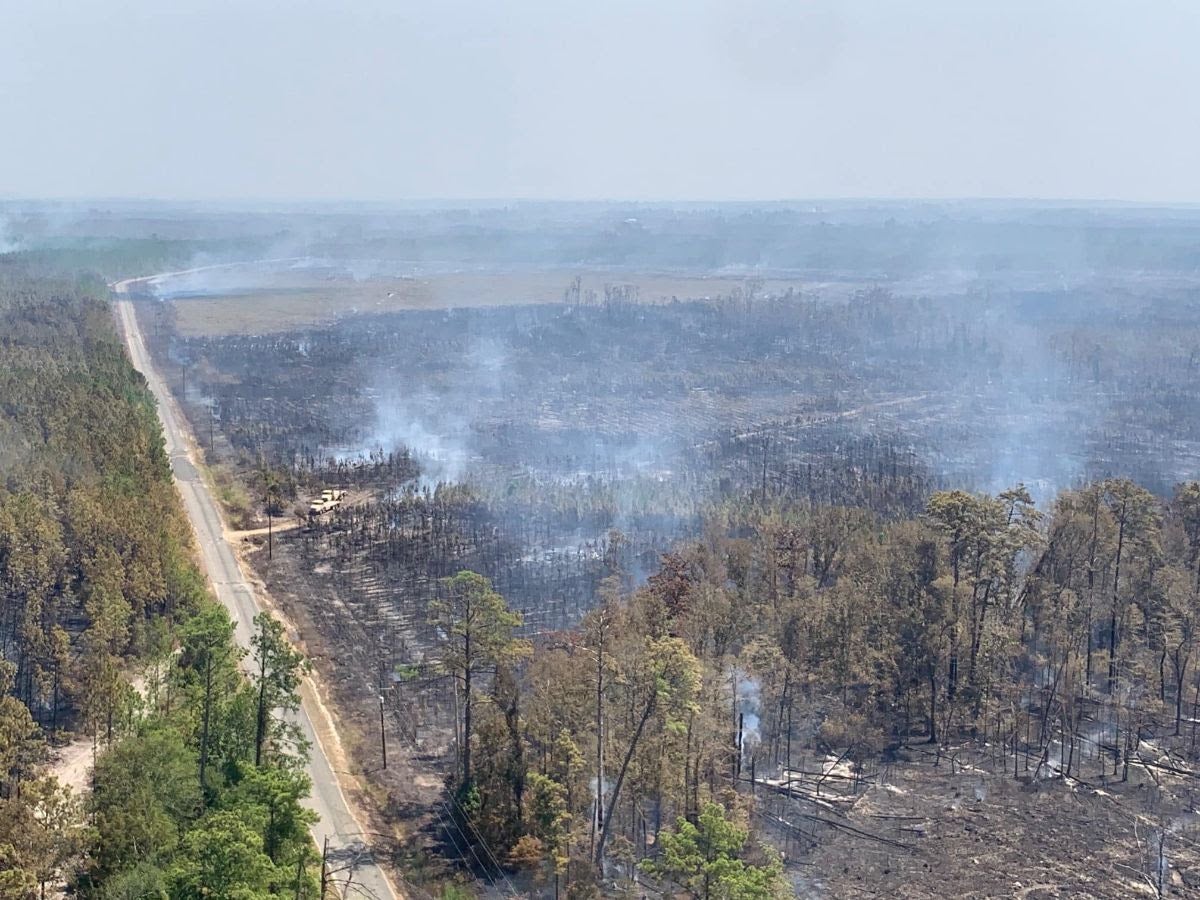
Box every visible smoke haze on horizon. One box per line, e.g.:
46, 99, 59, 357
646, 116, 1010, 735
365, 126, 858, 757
1, 0, 1197, 204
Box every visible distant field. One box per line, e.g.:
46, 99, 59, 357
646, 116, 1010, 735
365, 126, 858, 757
167, 271, 818, 335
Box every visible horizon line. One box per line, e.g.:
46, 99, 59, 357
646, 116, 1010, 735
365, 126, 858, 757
6, 194, 1200, 211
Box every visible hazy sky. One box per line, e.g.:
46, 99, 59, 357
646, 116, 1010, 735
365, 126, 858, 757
2, 0, 1198, 202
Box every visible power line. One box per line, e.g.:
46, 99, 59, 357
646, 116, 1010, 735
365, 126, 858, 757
382, 700, 521, 897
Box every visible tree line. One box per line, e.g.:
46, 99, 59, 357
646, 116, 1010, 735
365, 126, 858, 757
0, 268, 318, 897
426, 476, 1200, 897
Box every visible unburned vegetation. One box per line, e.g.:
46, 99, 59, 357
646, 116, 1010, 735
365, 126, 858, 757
0, 264, 322, 897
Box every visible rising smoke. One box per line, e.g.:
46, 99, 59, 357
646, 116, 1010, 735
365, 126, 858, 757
737, 669, 762, 756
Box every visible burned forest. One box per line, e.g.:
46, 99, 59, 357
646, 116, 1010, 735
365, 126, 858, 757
10, 3, 1200, 897
120, 203, 1200, 899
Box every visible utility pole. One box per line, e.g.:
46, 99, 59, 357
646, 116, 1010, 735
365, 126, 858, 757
761, 435, 770, 503
729, 715, 739, 787
294, 847, 307, 899
320, 836, 329, 898
264, 474, 275, 561
592, 643, 604, 858
379, 694, 388, 770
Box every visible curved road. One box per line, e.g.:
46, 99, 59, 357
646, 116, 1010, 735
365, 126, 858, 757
112, 279, 398, 900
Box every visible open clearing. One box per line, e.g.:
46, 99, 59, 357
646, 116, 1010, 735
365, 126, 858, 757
165, 270, 817, 336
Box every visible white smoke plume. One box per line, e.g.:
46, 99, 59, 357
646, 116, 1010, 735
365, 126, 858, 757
737, 669, 762, 755
0, 215, 22, 254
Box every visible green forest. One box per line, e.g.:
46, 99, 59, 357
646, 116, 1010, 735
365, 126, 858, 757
0, 265, 317, 897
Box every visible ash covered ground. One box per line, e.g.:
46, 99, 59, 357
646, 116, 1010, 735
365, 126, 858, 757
123, 200, 1200, 897
164, 269, 1200, 509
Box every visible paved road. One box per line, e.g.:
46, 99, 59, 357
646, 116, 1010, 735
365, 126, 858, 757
112, 284, 398, 900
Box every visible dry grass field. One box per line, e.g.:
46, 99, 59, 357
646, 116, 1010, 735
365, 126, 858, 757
167, 270, 819, 336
